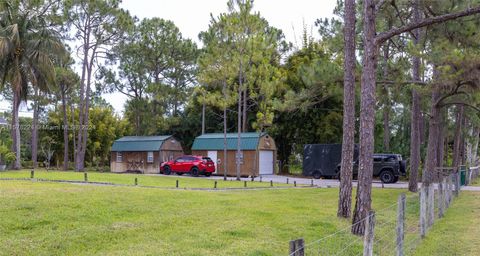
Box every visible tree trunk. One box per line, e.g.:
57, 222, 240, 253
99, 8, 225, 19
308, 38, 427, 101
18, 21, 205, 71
31, 88, 39, 169
62, 89, 69, 171
242, 87, 247, 132
236, 62, 243, 181
337, 0, 356, 219
223, 81, 228, 181
77, 46, 96, 171
202, 97, 206, 135
381, 40, 391, 152
408, 0, 422, 192
382, 96, 390, 152
466, 122, 473, 166
437, 109, 445, 168
76, 43, 88, 171
460, 117, 467, 165
352, 0, 376, 236
452, 105, 464, 168
79, 64, 93, 171
471, 127, 480, 165
423, 84, 441, 185
11, 92, 21, 169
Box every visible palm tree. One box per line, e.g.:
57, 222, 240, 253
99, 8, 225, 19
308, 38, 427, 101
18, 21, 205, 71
0, 0, 64, 169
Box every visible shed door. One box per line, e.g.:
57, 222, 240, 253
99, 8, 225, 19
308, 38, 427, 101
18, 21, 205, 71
208, 151, 218, 174
259, 150, 274, 175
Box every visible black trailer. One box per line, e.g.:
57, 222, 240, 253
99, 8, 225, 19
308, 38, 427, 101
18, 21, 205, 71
303, 144, 358, 179
303, 144, 406, 183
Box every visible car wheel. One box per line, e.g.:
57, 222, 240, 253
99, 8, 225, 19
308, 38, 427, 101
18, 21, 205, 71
176, 172, 184, 176
164, 166, 171, 175
313, 171, 321, 179
191, 167, 199, 177
205, 172, 211, 177
380, 170, 395, 184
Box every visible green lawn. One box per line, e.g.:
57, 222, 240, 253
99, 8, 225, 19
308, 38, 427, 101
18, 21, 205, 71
413, 191, 480, 256
0, 178, 408, 255
0, 170, 295, 189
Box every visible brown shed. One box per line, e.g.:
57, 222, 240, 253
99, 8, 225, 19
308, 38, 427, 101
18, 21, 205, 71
110, 135, 183, 174
191, 132, 277, 177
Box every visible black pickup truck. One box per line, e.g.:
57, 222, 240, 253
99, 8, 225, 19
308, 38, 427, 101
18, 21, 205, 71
303, 144, 406, 183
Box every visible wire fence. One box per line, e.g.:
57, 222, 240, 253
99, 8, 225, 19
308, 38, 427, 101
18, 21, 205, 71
288, 165, 479, 256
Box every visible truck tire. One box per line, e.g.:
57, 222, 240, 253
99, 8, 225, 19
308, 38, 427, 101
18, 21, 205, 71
380, 170, 395, 184
313, 171, 321, 179
191, 167, 199, 177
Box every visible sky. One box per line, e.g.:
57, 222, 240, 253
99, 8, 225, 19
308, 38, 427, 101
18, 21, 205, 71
0, 0, 338, 116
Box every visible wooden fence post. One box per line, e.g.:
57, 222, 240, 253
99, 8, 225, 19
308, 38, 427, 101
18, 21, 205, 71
134, 177, 138, 186
244, 181, 247, 188
294, 181, 297, 187
447, 174, 453, 206
363, 210, 376, 256
438, 177, 445, 218
260, 176, 262, 182
466, 167, 471, 185
270, 180, 273, 187
396, 193, 406, 256
287, 178, 289, 184
84, 172, 88, 182
428, 184, 434, 228
311, 179, 314, 187
420, 185, 427, 238
30, 170, 34, 179
176, 180, 179, 188
454, 171, 460, 197
289, 238, 305, 256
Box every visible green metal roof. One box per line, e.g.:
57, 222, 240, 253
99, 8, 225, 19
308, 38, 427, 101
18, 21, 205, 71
192, 132, 265, 151
111, 136, 172, 152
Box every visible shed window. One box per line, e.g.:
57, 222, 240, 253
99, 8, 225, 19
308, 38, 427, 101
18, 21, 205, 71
147, 152, 154, 163
116, 152, 123, 162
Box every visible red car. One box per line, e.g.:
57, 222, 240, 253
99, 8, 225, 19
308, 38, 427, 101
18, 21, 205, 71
160, 155, 215, 177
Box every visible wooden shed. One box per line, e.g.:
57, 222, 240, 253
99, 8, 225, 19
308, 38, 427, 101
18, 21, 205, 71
110, 136, 183, 174
191, 132, 277, 177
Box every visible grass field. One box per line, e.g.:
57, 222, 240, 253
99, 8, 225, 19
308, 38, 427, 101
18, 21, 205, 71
413, 191, 480, 256
0, 170, 294, 189
1, 171, 477, 255
0, 175, 408, 256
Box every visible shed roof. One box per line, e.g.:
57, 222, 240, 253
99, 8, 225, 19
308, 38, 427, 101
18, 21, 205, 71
192, 132, 266, 151
111, 136, 172, 152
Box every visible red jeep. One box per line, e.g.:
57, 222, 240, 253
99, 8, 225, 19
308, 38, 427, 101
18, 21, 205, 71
160, 155, 216, 177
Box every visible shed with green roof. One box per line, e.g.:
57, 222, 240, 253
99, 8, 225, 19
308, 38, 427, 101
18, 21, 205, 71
191, 132, 276, 176
110, 135, 183, 174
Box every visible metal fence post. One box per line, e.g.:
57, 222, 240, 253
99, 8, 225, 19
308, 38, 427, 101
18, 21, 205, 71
363, 210, 375, 256
396, 193, 406, 256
